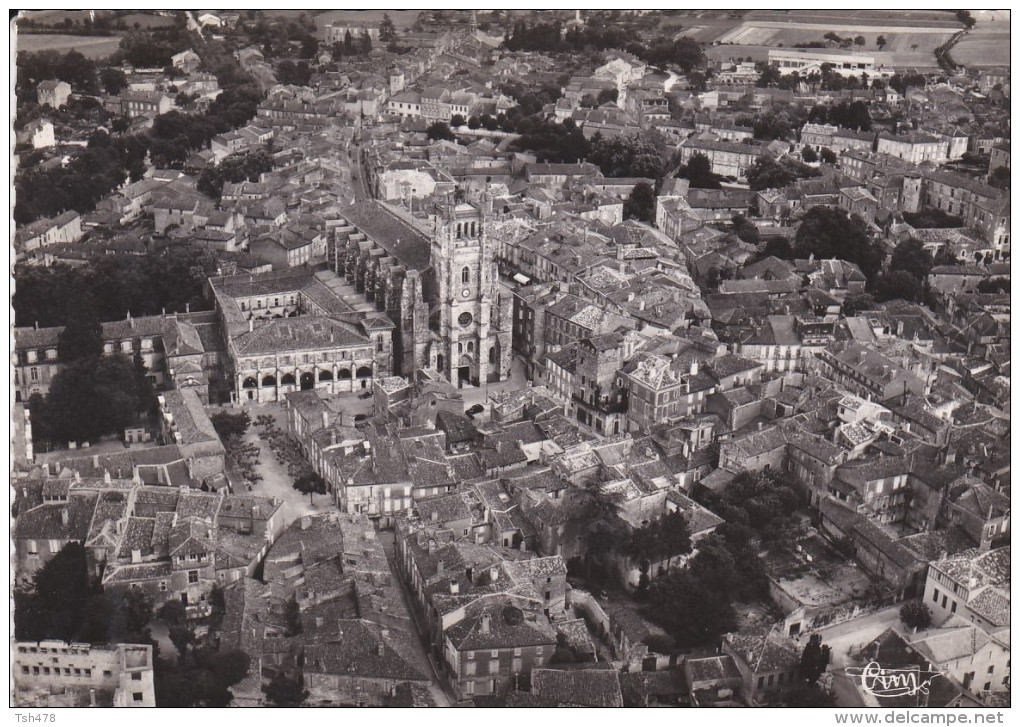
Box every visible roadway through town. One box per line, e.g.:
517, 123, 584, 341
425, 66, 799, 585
815, 605, 902, 708
377, 529, 455, 707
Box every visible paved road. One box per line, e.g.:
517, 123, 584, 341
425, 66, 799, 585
814, 605, 901, 708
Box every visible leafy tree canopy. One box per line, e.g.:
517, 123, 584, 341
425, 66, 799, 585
793, 206, 883, 280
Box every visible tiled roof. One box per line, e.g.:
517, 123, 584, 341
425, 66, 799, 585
336, 201, 431, 271
232, 316, 369, 355
531, 667, 624, 707
726, 628, 799, 673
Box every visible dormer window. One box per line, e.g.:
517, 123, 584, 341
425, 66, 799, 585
26, 350, 37, 364
45, 348, 57, 360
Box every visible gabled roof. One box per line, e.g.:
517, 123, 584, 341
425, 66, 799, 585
446, 600, 557, 651
232, 316, 368, 355
531, 667, 624, 707
304, 619, 428, 682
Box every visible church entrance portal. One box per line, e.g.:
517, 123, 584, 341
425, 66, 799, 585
458, 366, 471, 388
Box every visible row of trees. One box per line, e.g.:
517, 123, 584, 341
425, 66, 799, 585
502, 19, 706, 73
331, 29, 373, 59
806, 100, 873, 131
16, 49, 103, 99
14, 242, 219, 328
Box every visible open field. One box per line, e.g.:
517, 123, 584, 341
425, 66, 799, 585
715, 22, 955, 52
118, 13, 176, 29
951, 10, 1010, 68
953, 33, 1010, 67
679, 7, 967, 71
15, 33, 121, 58
744, 9, 961, 28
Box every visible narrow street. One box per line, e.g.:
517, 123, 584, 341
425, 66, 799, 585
377, 530, 454, 707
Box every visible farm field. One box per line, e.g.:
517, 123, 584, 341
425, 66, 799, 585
951, 10, 1010, 68
952, 33, 1010, 67
715, 22, 955, 52
15, 33, 121, 58
118, 13, 176, 29
744, 9, 961, 28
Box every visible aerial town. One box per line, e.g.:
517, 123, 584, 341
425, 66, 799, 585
10, 9, 1010, 710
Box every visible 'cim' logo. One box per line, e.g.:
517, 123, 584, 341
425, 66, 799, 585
845, 662, 944, 698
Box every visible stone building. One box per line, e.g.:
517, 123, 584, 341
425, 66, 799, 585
329, 198, 513, 389
13, 641, 155, 707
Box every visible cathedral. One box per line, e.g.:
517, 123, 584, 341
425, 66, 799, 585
331, 195, 513, 387
211, 196, 513, 403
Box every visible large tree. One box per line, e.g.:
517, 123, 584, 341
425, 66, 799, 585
426, 121, 455, 141
678, 152, 721, 189
293, 473, 327, 505
623, 182, 656, 222
889, 238, 934, 280
899, 601, 933, 631
379, 13, 397, 42
41, 355, 143, 444
57, 299, 104, 362
210, 410, 251, 441
871, 270, 923, 303
645, 569, 737, 648
988, 166, 1010, 190
15, 542, 92, 642
793, 206, 882, 280
264, 672, 308, 707
799, 634, 832, 683
746, 156, 795, 191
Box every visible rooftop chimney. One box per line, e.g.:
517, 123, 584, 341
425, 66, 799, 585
437, 559, 445, 573
449, 579, 459, 595
480, 612, 491, 634
61, 508, 69, 526
301, 515, 312, 530
376, 642, 385, 657
322, 410, 330, 430
249, 318, 254, 332
93, 454, 100, 467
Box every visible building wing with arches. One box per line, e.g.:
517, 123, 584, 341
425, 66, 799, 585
209, 267, 394, 404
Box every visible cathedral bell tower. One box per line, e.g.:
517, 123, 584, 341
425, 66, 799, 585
431, 194, 509, 388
